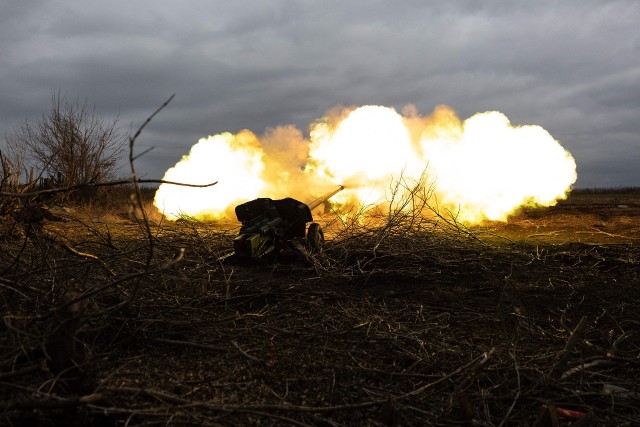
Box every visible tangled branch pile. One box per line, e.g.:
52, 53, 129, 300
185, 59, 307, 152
1, 193, 639, 426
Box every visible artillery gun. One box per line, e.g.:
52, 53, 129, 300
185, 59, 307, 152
232, 186, 343, 260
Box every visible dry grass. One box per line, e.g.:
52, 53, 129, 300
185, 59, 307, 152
1, 186, 640, 426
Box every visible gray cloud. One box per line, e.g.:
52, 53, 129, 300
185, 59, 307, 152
1, 0, 638, 188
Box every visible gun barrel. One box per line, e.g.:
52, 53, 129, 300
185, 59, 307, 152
307, 185, 344, 211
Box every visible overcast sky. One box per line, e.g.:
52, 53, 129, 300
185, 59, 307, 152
1, 0, 638, 188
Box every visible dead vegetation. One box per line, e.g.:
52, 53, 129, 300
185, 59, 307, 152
2, 100, 639, 425
1, 183, 639, 426
4, 91, 128, 204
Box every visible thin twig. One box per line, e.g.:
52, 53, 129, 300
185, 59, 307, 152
231, 340, 263, 364
5, 393, 104, 410
0, 178, 217, 198
551, 316, 589, 379
128, 94, 175, 268
154, 338, 227, 352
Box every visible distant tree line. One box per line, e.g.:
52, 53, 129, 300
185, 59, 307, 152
572, 187, 640, 195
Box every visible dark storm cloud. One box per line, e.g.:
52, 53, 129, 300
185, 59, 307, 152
1, 0, 638, 187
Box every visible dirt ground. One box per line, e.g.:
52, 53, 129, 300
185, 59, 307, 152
1, 189, 639, 426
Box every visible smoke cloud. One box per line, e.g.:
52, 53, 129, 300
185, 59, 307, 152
154, 104, 577, 223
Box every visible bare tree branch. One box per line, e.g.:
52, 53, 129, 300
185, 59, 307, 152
0, 178, 217, 198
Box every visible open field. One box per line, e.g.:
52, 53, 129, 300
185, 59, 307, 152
1, 189, 639, 426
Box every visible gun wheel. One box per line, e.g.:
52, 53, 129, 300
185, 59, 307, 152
306, 222, 324, 253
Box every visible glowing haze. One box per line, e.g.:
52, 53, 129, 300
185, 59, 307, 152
154, 131, 265, 219
306, 106, 420, 205
154, 104, 577, 223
